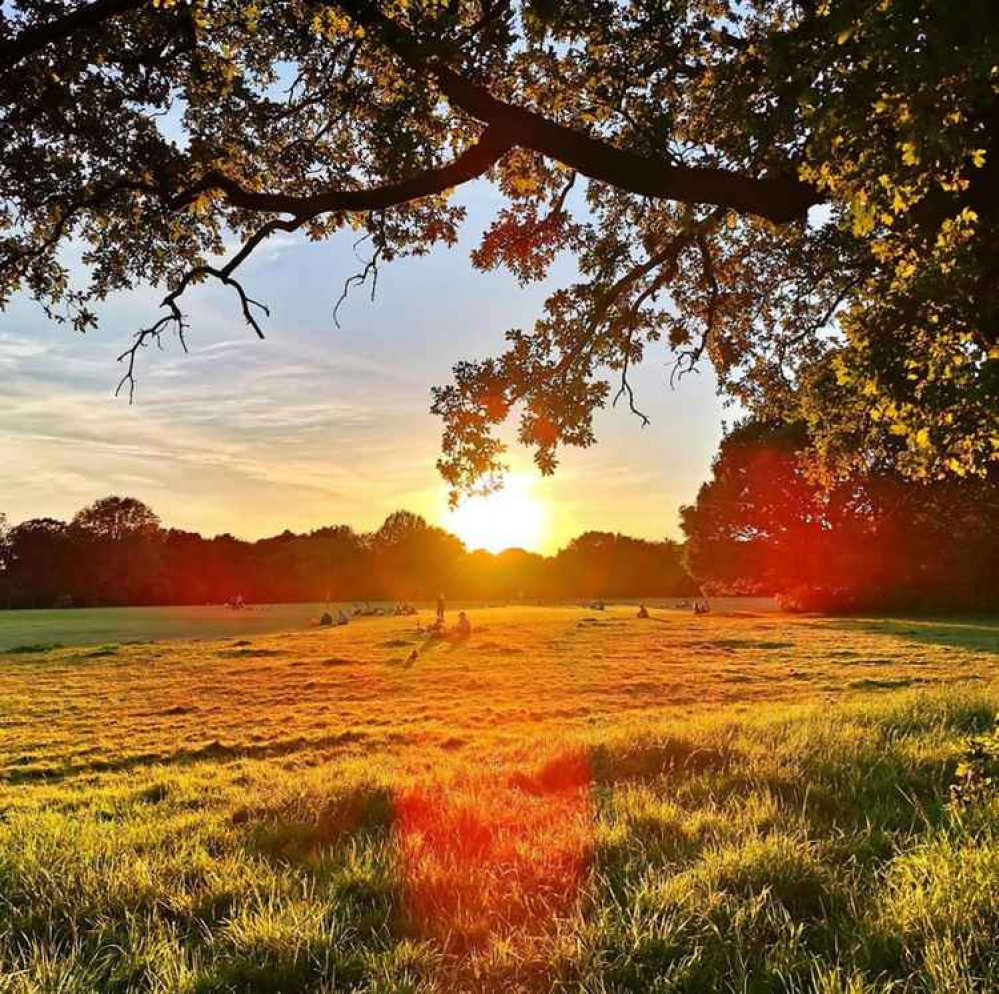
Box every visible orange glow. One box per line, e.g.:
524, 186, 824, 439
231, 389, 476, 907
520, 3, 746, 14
446, 474, 547, 553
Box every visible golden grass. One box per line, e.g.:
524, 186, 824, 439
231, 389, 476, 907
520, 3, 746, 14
1, 606, 997, 992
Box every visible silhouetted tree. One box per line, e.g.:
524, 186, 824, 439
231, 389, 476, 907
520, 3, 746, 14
555, 532, 697, 600
5, 518, 75, 609
370, 511, 465, 600
67, 496, 163, 606
0, 513, 9, 607
682, 422, 999, 612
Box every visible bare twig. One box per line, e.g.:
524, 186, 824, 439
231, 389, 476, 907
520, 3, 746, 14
333, 213, 387, 327
116, 217, 305, 400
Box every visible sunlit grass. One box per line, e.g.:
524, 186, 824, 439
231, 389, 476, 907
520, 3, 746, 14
0, 606, 997, 991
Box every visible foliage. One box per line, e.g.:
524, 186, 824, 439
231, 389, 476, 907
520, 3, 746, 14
0, 609, 997, 990
680, 420, 999, 611
1, 496, 693, 607
2, 1, 997, 496
950, 729, 999, 811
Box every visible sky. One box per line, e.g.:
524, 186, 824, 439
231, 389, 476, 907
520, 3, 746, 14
1, 181, 729, 554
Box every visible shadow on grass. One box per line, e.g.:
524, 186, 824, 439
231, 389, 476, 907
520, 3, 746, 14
827, 617, 999, 655
238, 782, 395, 863
3, 730, 370, 785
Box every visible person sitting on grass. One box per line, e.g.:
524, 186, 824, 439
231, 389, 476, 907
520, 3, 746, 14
454, 611, 472, 638
637, 604, 649, 619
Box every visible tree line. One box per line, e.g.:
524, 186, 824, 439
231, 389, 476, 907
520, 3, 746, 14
680, 422, 999, 613
0, 500, 696, 609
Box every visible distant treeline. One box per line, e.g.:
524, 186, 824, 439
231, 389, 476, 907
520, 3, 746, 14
680, 421, 999, 613
0, 499, 697, 609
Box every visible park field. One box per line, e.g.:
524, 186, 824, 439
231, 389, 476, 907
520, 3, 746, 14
2, 605, 999, 992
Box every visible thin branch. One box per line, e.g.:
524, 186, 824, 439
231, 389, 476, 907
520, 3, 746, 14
333, 215, 386, 327
115, 219, 303, 400
549, 171, 577, 218
612, 343, 651, 426
669, 231, 720, 386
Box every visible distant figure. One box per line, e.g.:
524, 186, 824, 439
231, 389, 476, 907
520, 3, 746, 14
455, 611, 472, 637
436, 591, 446, 623
637, 604, 649, 619
407, 648, 418, 664
693, 599, 711, 615
318, 611, 333, 627
337, 609, 349, 626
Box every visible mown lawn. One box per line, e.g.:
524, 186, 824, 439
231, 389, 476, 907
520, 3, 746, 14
1, 606, 997, 992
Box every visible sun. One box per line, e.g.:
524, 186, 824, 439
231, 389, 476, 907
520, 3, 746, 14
447, 475, 546, 553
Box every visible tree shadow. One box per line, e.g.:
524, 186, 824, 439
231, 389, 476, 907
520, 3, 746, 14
825, 617, 999, 655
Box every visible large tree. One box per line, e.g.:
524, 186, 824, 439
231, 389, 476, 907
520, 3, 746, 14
681, 420, 999, 611
2, 0, 997, 495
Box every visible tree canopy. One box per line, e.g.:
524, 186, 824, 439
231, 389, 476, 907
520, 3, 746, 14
681, 420, 999, 611
2, 0, 997, 494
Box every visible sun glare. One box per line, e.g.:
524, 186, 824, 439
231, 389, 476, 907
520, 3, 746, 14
447, 475, 546, 553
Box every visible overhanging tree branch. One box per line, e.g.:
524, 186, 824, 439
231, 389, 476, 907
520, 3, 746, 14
173, 126, 512, 218
334, 0, 821, 223
6, 1, 819, 223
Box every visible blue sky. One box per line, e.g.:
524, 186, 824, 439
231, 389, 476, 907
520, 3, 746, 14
1, 180, 727, 553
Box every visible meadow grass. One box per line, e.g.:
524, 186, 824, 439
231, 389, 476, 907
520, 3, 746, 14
0, 606, 997, 992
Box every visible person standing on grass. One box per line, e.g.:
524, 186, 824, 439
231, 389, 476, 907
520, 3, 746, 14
436, 591, 446, 624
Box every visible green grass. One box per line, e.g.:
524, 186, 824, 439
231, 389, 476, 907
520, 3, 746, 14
0, 604, 343, 652
0, 606, 997, 992
0, 599, 781, 653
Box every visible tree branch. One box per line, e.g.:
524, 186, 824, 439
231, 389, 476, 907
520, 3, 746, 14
115, 219, 302, 400
175, 126, 512, 219
334, 0, 820, 223
0, 0, 149, 68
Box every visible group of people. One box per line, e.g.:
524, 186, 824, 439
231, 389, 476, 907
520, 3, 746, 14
638, 599, 711, 617
316, 608, 349, 627
313, 591, 473, 639
317, 593, 713, 635
342, 601, 418, 618
417, 592, 472, 639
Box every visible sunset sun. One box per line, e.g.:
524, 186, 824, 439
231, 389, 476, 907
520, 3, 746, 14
447, 475, 546, 553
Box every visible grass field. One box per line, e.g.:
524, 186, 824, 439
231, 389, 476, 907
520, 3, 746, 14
0, 604, 371, 653
0, 599, 779, 653
2, 605, 998, 992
